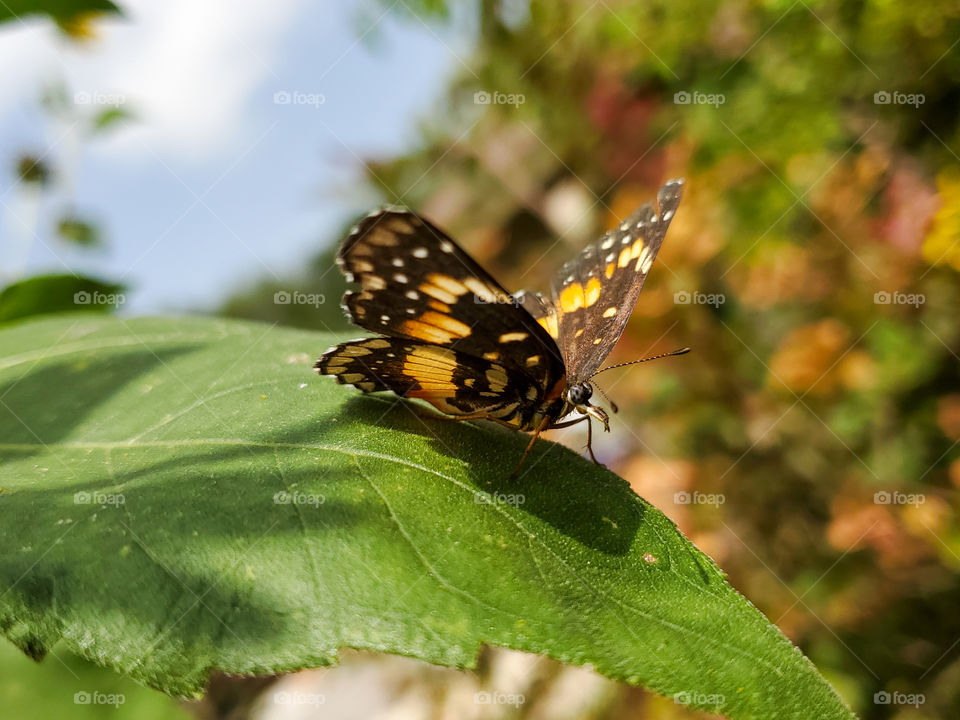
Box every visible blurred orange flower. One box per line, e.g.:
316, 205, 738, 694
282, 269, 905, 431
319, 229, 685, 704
767, 319, 852, 394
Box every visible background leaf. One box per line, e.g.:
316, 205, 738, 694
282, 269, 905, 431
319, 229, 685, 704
0, 0, 119, 26
55, 217, 101, 248
0, 275, 124, 325
0, 315, 855, 719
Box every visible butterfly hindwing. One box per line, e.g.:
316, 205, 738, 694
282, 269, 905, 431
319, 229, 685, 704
316, 337, 549, 428
550, 179, 683, 380
338, 208, 565, 389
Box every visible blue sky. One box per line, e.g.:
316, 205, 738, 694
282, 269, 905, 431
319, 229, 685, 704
0, 0, 472, 313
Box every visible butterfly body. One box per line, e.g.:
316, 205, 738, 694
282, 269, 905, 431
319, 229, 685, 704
316, 179, 684, 471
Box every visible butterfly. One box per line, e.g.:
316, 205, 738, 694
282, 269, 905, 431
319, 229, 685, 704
316, 179, 686, 475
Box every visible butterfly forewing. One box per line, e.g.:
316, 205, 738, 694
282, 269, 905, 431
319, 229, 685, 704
338, 209, 564, 384
549, 179, 683, 381
513, 290, 558, 340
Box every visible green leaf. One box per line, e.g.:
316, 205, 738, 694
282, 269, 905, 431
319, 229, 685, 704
0, 0, 119, 25
56, 217, 101, 247
0, 316, 856, 719
15, 155, 51, 186
90, 106, 133, 134
0, 275, 125, 325
0, 640, 191, 720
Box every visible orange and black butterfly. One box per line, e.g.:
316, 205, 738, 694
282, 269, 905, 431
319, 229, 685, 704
316, 179, 687, 474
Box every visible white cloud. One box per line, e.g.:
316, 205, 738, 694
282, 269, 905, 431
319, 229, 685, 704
0, 0, 305, 163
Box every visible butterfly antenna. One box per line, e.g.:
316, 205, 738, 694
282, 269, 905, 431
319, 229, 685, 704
590, 347, 691, 379
592, 383, 619, 414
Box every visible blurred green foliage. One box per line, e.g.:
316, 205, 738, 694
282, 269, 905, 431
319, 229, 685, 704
0, 641, 190, 720
56, 217, 101, 247
1, 24, 130, 328
0, 0, 119, 31
0, 274, 124, 324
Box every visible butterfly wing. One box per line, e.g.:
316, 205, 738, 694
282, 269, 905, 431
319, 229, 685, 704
337, 208, 565, 387
549, 179, 683, 381
514, 290, 558, 340
319, 209, 569, 425
316, 337, 552, 429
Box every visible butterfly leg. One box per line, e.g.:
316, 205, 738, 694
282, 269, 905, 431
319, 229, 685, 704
509, 415, 551, 480
546, 415, 603, 466
548, 416, 588, 430
584, 417, 605, 468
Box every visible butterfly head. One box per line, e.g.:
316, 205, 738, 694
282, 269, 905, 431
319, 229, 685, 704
565, 382, 610, 432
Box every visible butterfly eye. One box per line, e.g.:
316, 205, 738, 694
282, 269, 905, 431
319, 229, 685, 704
568, 382, 593, 405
